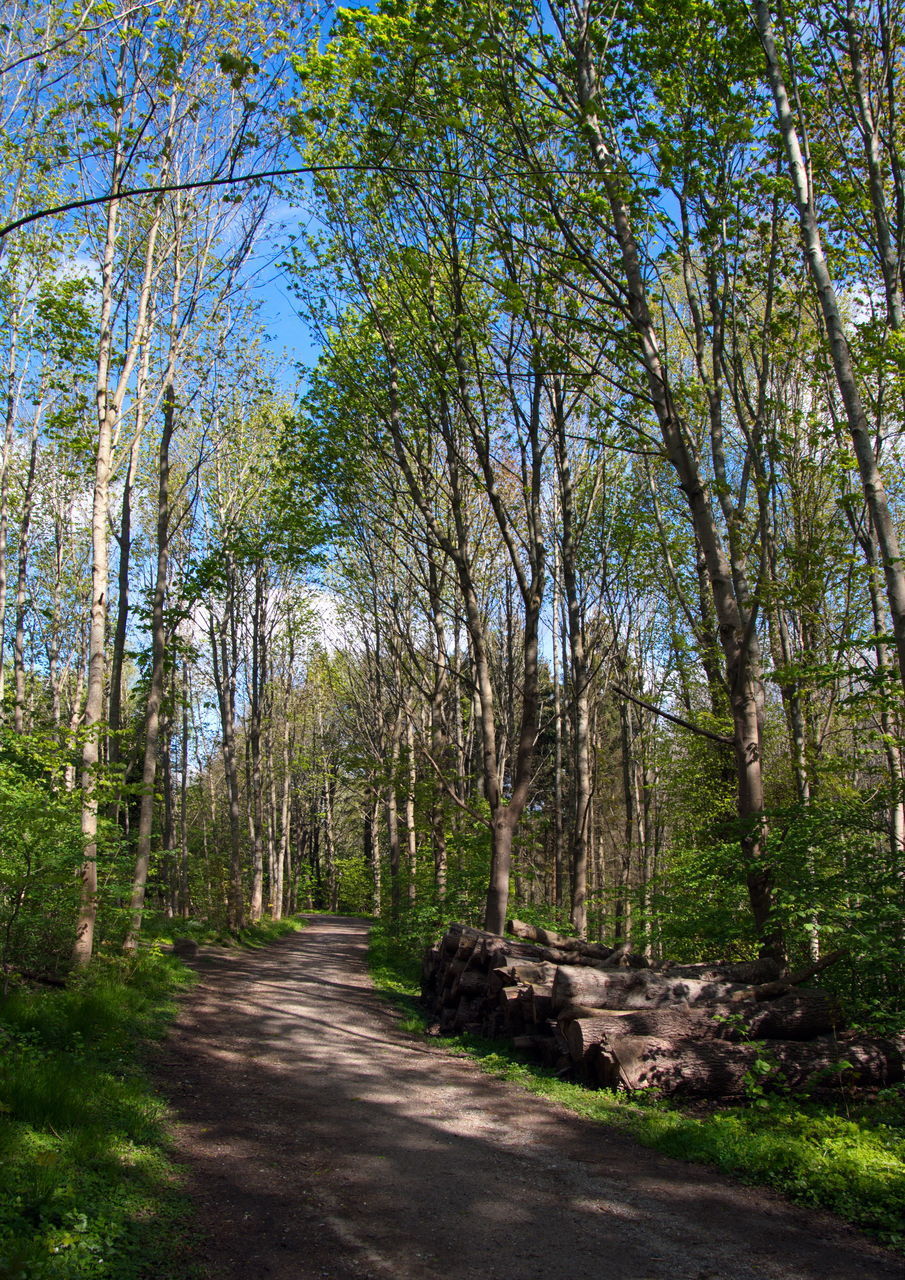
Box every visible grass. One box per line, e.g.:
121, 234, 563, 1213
141, 911, 307, 950
368, 922, 905, 1252
0, 915, 306, 1280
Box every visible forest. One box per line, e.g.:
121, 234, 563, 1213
0, 0, 904, 1037
4, 1, 905, 1271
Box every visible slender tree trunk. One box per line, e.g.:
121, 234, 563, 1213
73, 74, 161, 964
73, 185, 121, 967
555, 392, 591, 935
386, 714, 401, 917
161, 707, 175, 915
844, 0, 904, 329
568, 28, 774, 952
0, 313, 21, 719
426, 554, 449, 899
179, 659, 190, 918
276, 716, 291, 920
405, 706, 417, 903
756, 0, 905, 695
370, 788, 382, 914
13, 422, 38, 733
211, 578, 244, 931
124, 385, 174, 951
248, 563, 265, 921
551, 528, 564, 910
109, 338, 151, 781
264, 719, 278, 917
62, 633, 87, 791
866, 537, 905, 859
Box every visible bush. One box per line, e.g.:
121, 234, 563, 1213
0, 732, 86, 980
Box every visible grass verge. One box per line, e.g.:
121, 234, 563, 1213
142, 911, 306, 950
368, 921, 905, 1251
0, 916, 306, 1280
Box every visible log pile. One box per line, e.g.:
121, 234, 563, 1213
420, 921, 904, 1098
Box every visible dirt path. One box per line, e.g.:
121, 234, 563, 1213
153, 915, 899, 1280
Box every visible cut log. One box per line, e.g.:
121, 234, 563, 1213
563, 1009, 695, 1062
598, 942, 650, 970
602, 1033, 903, 1097
602, 1036, 754, 1096
560, 991, 845, 1062
659, 958, 781, 985
453, 968, 491, 999
499, 984, 528, 1032
551, 967, 642, 1011
528, 984, 554, 1024
440, 924, 473, 956
487, 940, 554, 966
730, 991, 844, 1040
421, 944, 440, 979
440, 924, 499, 960
488, 961, 560, 994
586, 1042, 621, 1089
776, 1035, 903, 1088
481, 1010, 505, 1039
507, 919, 614, 960
556, 1003, 614, 1022
752, 947, 849, 1000
453, 995, 483, 1029
551, 965, 749, 1013
562, 990, 846, 1062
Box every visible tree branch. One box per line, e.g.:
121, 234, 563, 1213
611, 683, 733, 746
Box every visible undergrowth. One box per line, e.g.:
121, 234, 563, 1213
0, 915, 306, 1279
141, 911, 306, 950
368, 919, 905, 1252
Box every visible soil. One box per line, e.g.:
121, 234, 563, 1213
152, 914, 902, 1280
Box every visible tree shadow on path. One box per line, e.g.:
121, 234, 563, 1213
153, 916, 901, 1280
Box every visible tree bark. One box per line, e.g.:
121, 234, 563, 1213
124, 383, 174, 951
13, 421, 38, 732
756, 0, 905, 695
567, 21, 774, 953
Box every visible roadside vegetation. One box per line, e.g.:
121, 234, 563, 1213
369, 920, 905, 1252
3, 0, 905, 1272
0, 918, 303, 1280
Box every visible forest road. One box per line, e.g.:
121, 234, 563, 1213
152, 915, 901, 1280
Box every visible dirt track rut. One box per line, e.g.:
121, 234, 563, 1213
153, 914, 900, 1280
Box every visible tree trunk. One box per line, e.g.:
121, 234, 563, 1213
555, 393, 592, 936
248, 563, 265, 922
73, 79, 161, 965
108, 342, 150, 781
211, 579, 244, 932
756, 0, 905, 696
124, 384, 174, 951
562, 992, 843, 1060
405, 706, 417, 902
551, 964, 748, 1013
570, 29, 774, 953
601, 1032, 902, 1097
386, 713, 401, 916
13, 422, 38, 733
0, 310, 22, 720
179, 659, 190, 918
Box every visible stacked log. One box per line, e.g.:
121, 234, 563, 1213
420, 921, 904, 1098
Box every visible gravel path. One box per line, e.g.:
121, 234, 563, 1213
153, 914, 900, 1280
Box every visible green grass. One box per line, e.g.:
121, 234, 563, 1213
142, 911, 307, 950
0, 916, 308, 1279
368, 922, 905, 1252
